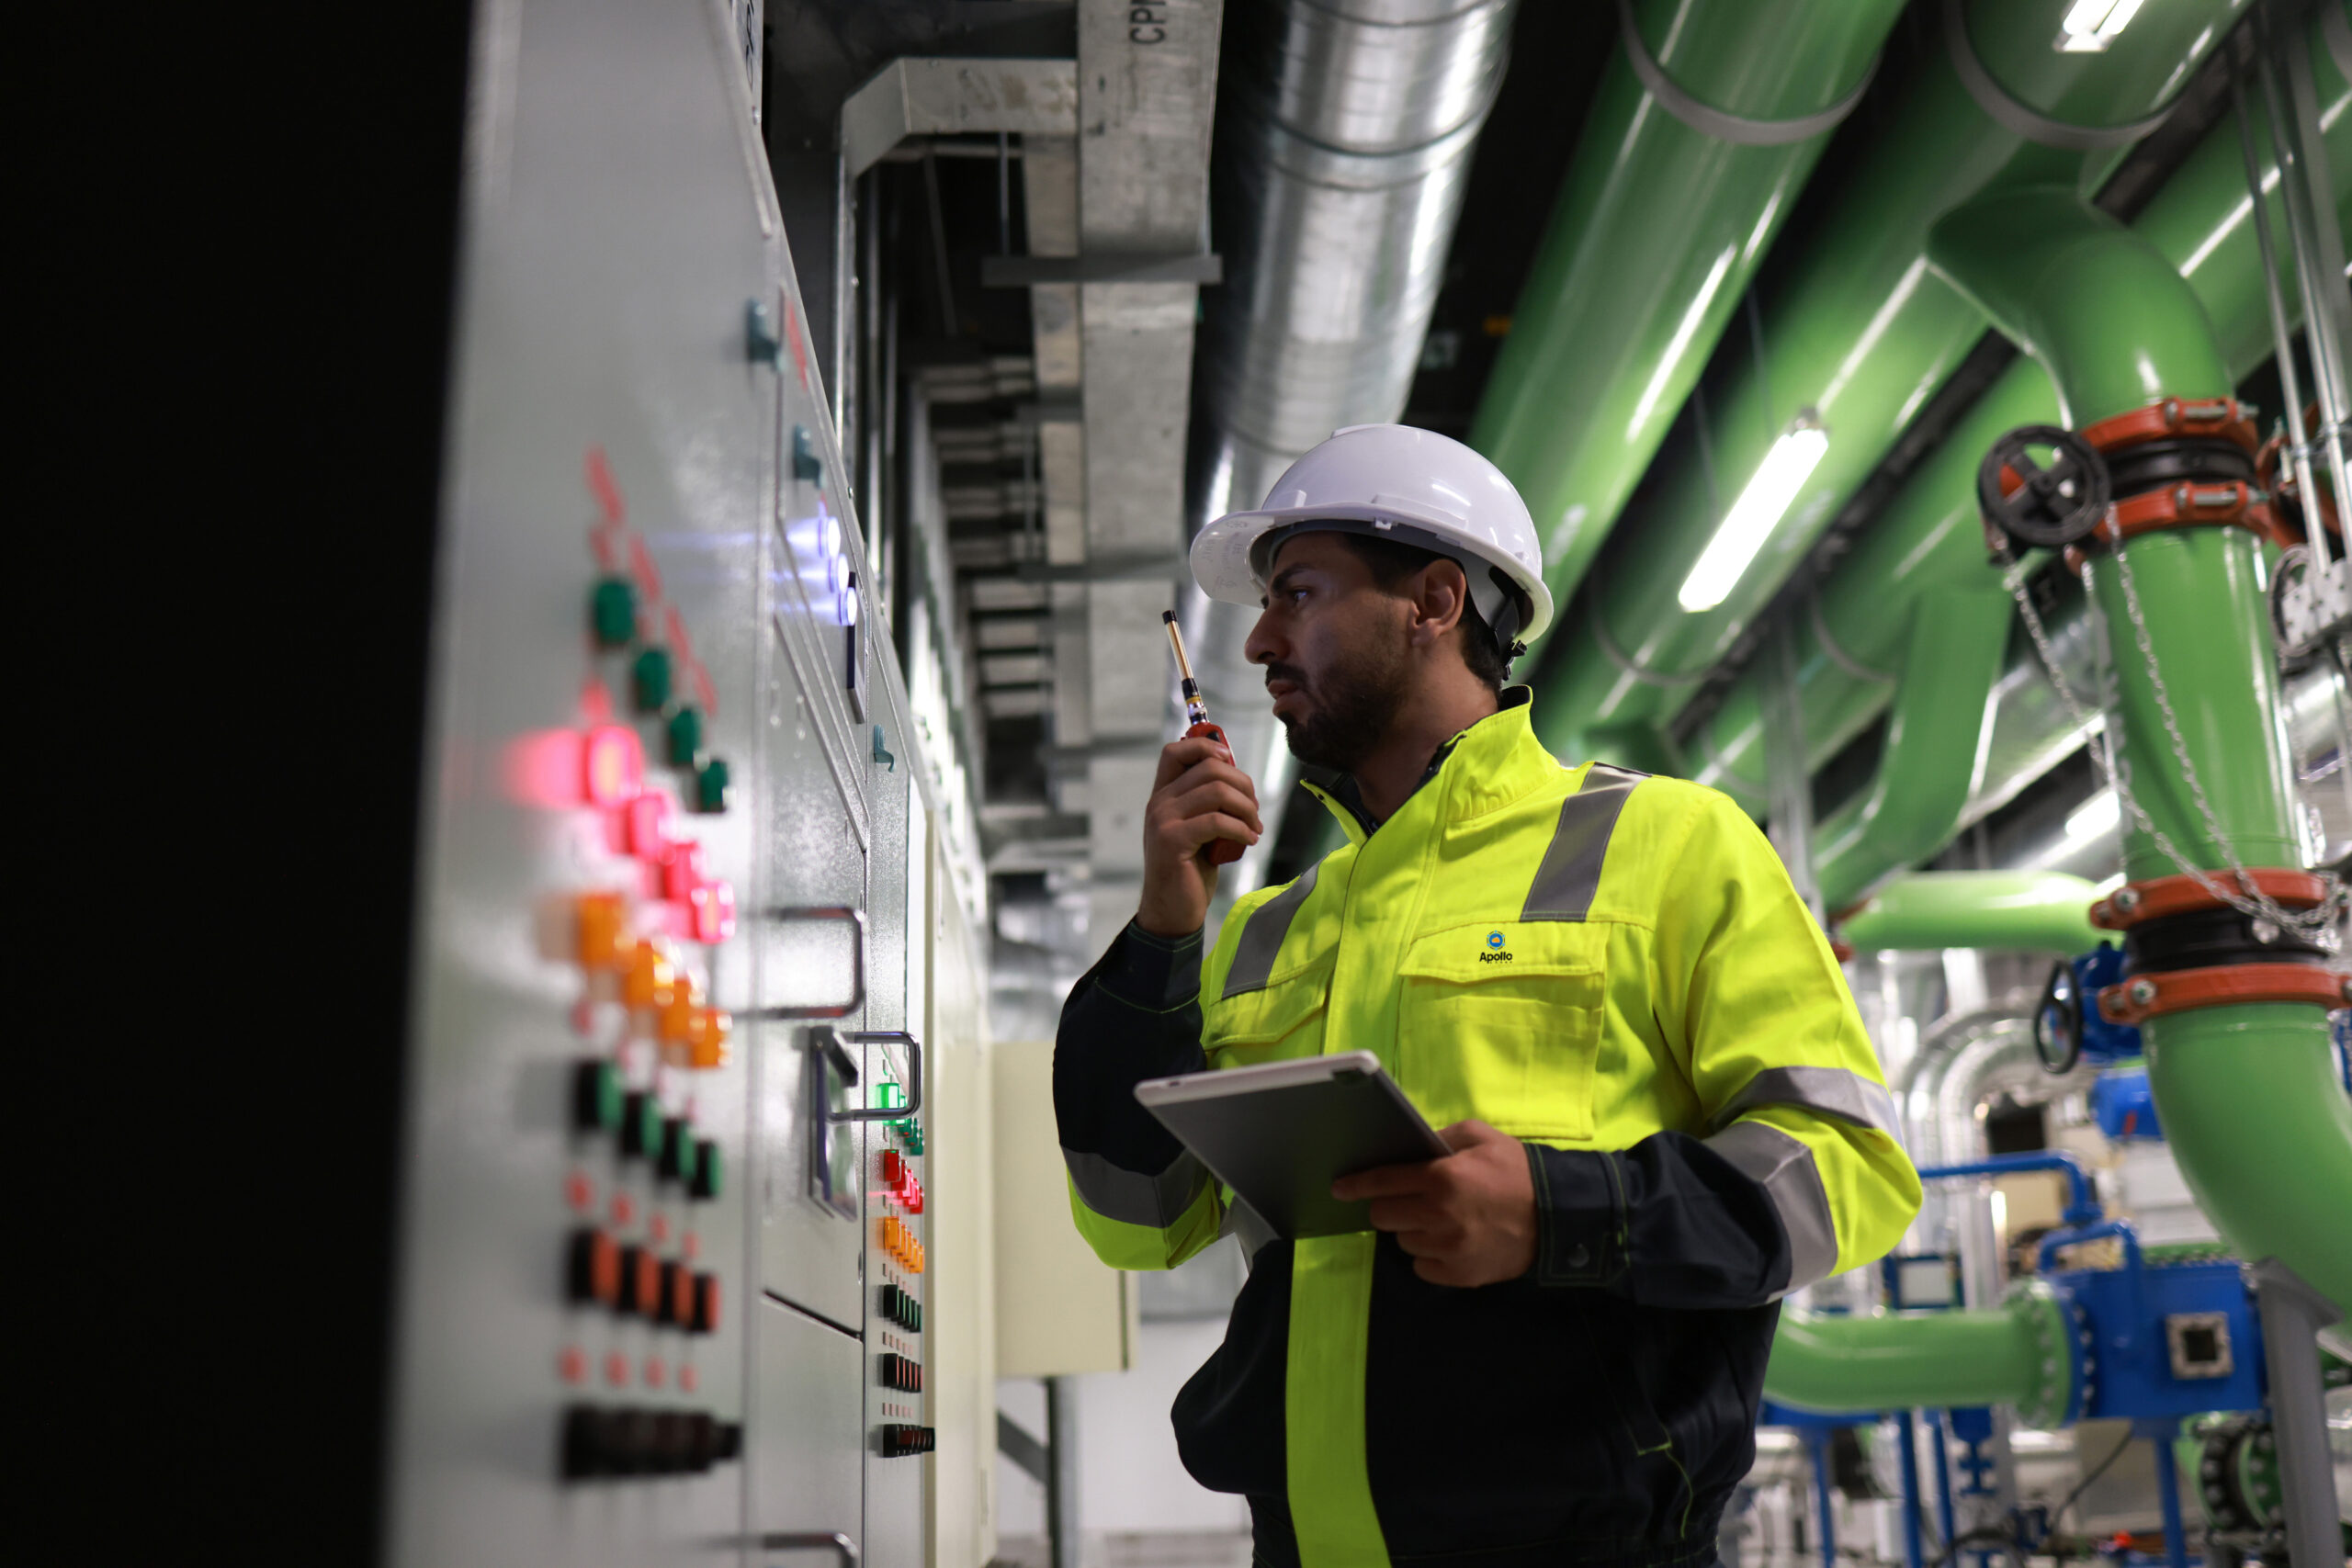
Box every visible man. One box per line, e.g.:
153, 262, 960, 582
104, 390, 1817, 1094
1055, 424, 1920, 1567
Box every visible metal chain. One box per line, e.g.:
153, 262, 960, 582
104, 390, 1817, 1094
1995, 542, 2344, 937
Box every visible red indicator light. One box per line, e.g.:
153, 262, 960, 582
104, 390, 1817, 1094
688, 880, 736, 944
582, 725, 644, 807
679, 1364, 699, 1393
565, 1171, 594, 1213
611, 1192, 637, 1228
625, 791, 675, 859
559, 1346, 586, 1384
660, 840, 707, 901
644, 1357, 665, 1389
605, 1352, 629, 1387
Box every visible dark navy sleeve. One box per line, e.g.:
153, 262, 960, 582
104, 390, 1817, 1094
1526, 1134, 1794, 1308
1053, 920, 1209, 1176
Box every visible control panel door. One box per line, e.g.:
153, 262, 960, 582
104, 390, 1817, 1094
750, 1297, 865, 1555
752, 644, 869, 1332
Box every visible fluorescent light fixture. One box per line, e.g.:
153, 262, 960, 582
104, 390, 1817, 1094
2030, 789, 2121, 867
2064, 790, 2120, 842
1679, 411, 1828, 613
2056, 0, 2147, 52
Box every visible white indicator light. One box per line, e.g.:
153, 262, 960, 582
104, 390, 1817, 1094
1678, 412, 1829, 613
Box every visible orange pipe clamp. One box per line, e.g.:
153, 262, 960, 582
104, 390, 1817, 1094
2078, 396, 2260, 457
2061, 480, 2291, 570
2098, 962, 2352, 1025
2089, 867, 2337, 931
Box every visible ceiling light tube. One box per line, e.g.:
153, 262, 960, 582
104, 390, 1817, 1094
2056, 0, 2145, 52
1678, 410, 1828, 613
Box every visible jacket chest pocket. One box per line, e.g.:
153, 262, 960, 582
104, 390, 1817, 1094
1204, 947, 1335, 1069
1396, 921, 1605, 1140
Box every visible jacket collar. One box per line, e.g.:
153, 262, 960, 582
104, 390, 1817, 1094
1304, 686, 1563, 845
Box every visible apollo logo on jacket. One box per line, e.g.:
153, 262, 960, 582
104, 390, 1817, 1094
1477, 930, 1512, 964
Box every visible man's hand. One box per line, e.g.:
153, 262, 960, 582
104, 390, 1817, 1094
1136, 735, 1261, 936
1330, 1120, 1536, 1287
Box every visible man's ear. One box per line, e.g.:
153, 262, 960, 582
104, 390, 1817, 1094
1406, 558, 1469, 649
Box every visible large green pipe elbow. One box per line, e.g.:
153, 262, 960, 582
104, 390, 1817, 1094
2145, 1005, 2352, 1342
1926, 189, 2232, 425
1838, 870, 2103, 955
1767, 1282, 2075, 1427
1809, 589, 2011, 910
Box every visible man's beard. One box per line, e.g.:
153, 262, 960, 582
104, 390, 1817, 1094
1268, 641, 1409, 773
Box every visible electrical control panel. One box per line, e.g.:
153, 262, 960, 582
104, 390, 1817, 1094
381, 0, 938, 1562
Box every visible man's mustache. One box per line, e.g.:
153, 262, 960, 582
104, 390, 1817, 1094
1262, 662, 1310, 694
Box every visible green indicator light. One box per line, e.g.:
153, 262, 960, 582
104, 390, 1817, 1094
631, 648, 673, 714
591, 579, 638, 649
572, 1058, 624, 1134
666, 705, 704, 766
694, 757, 731, 814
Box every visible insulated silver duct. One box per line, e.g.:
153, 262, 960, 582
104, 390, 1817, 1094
1181, 0, 1518, 900
1897, 994, 2094, 1307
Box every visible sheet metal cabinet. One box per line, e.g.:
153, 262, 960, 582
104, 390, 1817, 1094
383, 0, 933, 1560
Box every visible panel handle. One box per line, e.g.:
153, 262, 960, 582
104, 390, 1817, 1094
832, 1031, 921, 1122
757, 1532, 858, 1565
750, 907, 866, 1021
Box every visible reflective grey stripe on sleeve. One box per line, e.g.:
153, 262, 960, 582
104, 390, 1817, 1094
1521, 764, 1644, 921
1063, 1147, 1211, 1229
1221, 861, 1319, 999
1710, 1065, 1901, 1138
1704, 1119, 1838, 1297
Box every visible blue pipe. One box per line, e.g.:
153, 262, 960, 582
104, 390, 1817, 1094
1897, 1414, 1926, 1568
1809, 1427, 1838, 1568
2153, 1423, 2189, 1568
1914, 1153, 2102, 1228
1927, 1410, 1958, 1562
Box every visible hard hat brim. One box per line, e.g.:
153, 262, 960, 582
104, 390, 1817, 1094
1190, 499, 1555, 646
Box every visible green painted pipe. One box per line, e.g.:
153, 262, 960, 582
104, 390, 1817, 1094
1765, 1281, 2074, 1425
1471, 0, 1904, 639
1685, 50, 2352, 824
1525, 0, 2250, 760
1936, 150, 2348, 1329
1808, 588, 2011, 909
2147, 1005, 2352, 1340
1838, 870, 2104, 955
1928, 189, 2234, 425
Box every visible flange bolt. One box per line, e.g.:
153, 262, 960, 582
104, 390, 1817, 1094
2129, 978, 2159, 1006
2111, 887, 2141, 913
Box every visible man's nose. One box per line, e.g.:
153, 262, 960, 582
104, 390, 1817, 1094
1243, 607, 1283, 669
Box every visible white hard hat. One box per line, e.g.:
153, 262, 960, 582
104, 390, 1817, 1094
1191, 423, 1555, 652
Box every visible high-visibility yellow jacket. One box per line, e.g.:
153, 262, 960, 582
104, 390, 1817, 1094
1055, 690, 1919, 1568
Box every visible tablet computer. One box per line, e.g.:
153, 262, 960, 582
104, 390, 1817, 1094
1134, 1051, 1452, 1239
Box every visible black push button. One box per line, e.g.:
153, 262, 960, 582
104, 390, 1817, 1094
659, 1117, 693, 1181
620, 1092, 661, 1159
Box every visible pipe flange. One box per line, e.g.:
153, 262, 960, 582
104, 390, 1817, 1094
2005, 1279, 2085, 1430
